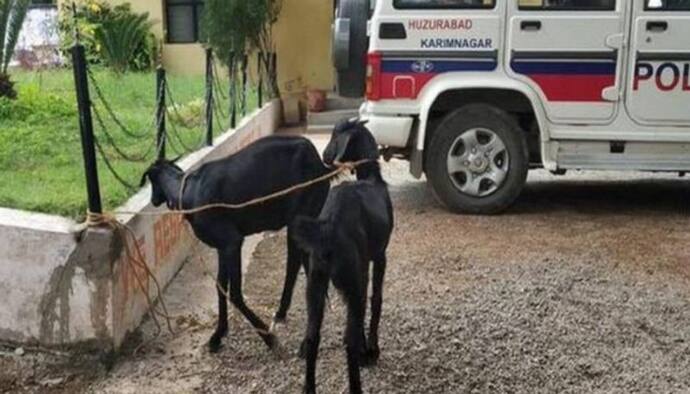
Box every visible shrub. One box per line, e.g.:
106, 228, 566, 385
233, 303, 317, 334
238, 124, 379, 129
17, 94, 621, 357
1, 0, 31, 98
58, 1, 157, 72
0, 81, 74, 122
94, 12, 155, 73
168, 99, 205, 128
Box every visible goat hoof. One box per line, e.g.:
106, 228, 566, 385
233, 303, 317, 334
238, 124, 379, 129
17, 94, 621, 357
361, 345, 380, 367
273, 311, 287, 322
298, 340, 308, 359
260, 332, 279, 350
208, 336, 223, 353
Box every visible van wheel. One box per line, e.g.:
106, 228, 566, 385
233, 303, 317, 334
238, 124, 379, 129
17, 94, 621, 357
426, 104, 528, 214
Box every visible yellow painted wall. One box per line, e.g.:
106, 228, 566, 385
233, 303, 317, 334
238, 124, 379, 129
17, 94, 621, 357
59, 0, 335, 93
273, 0, 334, 93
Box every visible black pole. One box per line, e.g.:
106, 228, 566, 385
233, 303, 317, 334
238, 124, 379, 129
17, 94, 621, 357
257, 52, 263, 107
229, 52, 237, 128
205, 48, 214, 146
156, 67, 166, 159
71, 44, 103, 215
271, 51, 278, 98
241, 53, 248, 116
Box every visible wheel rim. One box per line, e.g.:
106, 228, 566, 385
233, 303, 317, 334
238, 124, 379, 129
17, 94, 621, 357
446, 127, 510, 197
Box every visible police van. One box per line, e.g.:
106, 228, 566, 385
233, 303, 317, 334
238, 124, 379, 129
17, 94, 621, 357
332, 0, 690, 213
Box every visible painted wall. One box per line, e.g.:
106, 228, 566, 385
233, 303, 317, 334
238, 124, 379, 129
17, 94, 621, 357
273, 0, 335, 93
57, 0, 335, 92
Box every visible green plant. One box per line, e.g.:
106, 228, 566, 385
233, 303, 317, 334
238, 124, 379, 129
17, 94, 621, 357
0, 0, 30, 98
203, 0, 281, 96
168, 99, 205, 128
94, 12, 155, 73
58, 1, 157, 72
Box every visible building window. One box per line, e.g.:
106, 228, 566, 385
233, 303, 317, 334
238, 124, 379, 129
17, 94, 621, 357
29, 0, 56, 8
166, 0, 204, 43
519, 0, 616, 10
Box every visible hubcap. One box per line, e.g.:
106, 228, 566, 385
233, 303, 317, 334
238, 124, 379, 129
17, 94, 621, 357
446, 128, 509, 197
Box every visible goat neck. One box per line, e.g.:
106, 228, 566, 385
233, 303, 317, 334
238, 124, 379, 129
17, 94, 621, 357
355, 159, 383, 183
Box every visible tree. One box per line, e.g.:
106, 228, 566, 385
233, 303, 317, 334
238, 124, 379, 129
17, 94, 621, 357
0, 0, 30, 99
203, 0, 282, 97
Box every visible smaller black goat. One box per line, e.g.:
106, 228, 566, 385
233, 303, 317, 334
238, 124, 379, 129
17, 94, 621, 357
294, 119, 393, 394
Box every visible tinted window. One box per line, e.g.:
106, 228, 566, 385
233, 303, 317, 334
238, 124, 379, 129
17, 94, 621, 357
519, 0, 616, 10
166, 0, 204, 43
646, 0, 690, 10
394, 0, 495, 9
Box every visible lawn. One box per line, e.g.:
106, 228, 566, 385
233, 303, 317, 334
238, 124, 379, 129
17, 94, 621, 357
0, 68, 258, 220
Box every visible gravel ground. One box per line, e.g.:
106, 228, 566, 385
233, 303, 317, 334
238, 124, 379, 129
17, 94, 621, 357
4, 134, 690, 393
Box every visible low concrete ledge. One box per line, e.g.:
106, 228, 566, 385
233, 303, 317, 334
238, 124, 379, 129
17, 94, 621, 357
0, 99, 282, 350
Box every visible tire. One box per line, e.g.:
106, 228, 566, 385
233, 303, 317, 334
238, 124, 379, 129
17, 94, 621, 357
333, 0, 369, 98
426, 104, 529, 214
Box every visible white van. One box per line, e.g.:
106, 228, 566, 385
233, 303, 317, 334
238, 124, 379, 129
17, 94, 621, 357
332, 0, 690, 213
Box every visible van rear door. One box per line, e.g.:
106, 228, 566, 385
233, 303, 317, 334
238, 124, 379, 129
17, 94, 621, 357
626, 0, 690, 125
370, 0, 501, 101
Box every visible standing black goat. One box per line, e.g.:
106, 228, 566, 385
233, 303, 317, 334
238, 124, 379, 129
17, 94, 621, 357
294, 118, 394, 394
140, 135, 330, 352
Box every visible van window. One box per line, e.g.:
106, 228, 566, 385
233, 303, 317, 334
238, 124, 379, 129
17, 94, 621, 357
646, 0, 690, 10
518, 0, 616, 10
393, 0, 495, 9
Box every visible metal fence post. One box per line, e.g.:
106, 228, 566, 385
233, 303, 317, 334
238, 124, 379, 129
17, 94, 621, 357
71, 44, 103, 215
241, 53, 248, 116
229, 51, 237, 129
205, 48, 214, 146
156, 67, 167, 159
257, 52, 263, 107
271, 51, 278, 99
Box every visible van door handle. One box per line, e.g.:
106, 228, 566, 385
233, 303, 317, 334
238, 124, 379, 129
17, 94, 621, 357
647, 21, 668, 32
521, 21, 542, 31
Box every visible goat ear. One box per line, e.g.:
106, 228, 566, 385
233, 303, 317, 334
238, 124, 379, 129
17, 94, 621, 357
334, 132, 352, 163
292, 216, 324, 252
358, 119, 369, 126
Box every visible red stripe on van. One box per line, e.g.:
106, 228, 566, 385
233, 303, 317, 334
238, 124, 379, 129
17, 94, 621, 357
528, 74, 615, 102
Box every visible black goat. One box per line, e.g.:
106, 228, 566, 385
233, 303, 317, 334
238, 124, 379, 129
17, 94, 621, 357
140, 135, 330, 352
294, 119, 394, 394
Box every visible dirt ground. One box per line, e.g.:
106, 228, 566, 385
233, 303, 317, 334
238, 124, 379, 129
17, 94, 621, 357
5, 135, 690, 393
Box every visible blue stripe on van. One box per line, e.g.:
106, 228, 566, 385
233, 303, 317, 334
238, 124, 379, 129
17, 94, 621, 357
382, 59, 498, 74
510, 61, 616, 75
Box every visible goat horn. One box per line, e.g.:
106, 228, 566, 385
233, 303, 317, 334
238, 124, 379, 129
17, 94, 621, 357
170, 154, 184, 163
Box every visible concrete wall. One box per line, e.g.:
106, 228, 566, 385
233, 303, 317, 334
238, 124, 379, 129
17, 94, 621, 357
0, 100, 282, 350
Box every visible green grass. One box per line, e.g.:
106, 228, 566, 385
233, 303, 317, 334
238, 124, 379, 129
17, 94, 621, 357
0, 68, 258, 220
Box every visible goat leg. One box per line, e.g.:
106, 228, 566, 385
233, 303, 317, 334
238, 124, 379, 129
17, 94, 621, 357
209, 251, 231, 353
225, 246, 277, 350
303, 271, 328, 394
344, 291, 364, 394
274, 235, 303, 325
366, 254, 387, 364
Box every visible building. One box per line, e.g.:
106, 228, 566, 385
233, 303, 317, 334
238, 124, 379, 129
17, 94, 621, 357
57, 0, 335, 95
